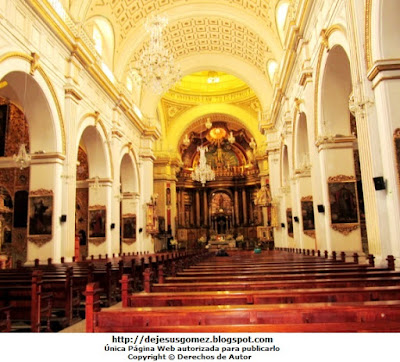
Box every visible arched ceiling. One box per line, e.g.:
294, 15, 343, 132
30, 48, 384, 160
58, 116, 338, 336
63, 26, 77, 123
66, 0, 293, 154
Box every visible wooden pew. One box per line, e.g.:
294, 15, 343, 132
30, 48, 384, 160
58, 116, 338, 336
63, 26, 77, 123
0, 271, 52, 332
0, 305, 11, 332
86, 281, 400, 332
0, 267, 77, 327
123, 285, 400, 308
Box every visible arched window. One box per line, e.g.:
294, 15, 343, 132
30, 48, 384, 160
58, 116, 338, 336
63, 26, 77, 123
267, 60, 278, 84
276, 1, 290, 45
93, 25, 103, 56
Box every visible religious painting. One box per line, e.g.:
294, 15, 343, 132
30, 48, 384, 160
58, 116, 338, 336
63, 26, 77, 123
88, 205, 106, 244
146, 203, 158, 234
0, 104, 9, 157
394, 129, 400, 187
301, 196, 315, 238
286, 208, 293, 237
27, 189, 53, 246
328, 175, 359, 235
122, 214, 136, 245
13, 190, 28, 228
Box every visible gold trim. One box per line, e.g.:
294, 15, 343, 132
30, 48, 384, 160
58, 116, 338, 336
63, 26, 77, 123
89, 205, 106, 210
368, 61, 400, 81
65, 88, 82, 101
372, 75, 400, 90
365, 0, 373, 70
327, 175, 356, 183
89, 238, 106, 246
30, 189, 53, 197
28, 236, 52, 247
393, 129, 400, 190
331, 223, 359, 235
0, 52, 66, 154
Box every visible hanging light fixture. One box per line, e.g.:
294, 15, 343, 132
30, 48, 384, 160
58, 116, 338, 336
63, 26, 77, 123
228, 131, 235, 144
13, 144, 31, 170
191, 145, 215, 186
135, 15, 181, 95
13, 73, 31, 169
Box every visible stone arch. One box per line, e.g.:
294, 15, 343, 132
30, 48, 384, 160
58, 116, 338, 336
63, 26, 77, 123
76, 115, 112, 179
0, 54, 64, 154
320, 45, 352, 137
281, 144, 290, 187
294, 112, 311, 170
371, 0, 400, 62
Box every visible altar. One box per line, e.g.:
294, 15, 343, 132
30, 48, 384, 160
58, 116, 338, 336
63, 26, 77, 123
208, 234, 236, 252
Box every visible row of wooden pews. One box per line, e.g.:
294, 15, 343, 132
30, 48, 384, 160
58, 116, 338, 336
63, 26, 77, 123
0, 250, 206, 332
86, 249, 400, 332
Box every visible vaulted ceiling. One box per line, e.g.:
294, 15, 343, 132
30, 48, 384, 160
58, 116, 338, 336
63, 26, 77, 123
65, 0, 294, 152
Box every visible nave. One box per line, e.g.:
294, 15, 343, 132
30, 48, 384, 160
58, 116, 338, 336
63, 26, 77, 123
81, 248, 400, 333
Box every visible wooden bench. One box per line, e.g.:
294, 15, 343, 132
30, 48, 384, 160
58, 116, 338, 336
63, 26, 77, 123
123, 284, 400, 308
0, 305, 11, 332
0, 271, 52, 332
86, 281, 400, 332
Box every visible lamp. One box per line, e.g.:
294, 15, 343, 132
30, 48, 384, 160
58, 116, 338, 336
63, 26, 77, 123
135, 15, 181, 95
191, 145, 215, 186
207, 71, 220, 84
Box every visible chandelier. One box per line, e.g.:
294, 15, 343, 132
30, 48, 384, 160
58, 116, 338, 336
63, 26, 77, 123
13, 144, 31, 169
191, 146, 215, 186
135, 15, 181, 95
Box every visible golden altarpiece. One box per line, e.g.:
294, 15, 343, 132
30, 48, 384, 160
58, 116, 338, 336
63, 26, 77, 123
174, 122, 270, 249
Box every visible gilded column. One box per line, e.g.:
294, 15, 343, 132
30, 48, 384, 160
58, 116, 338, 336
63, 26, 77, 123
195, 190, 201, 227
203, 190, 208, 226
234, 189, 240, 225
242, 189, 248, 225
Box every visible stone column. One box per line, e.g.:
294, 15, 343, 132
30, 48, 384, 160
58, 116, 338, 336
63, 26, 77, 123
27, 154, 65, 264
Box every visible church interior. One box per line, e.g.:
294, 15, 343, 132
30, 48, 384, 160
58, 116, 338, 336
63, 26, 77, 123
1, 0, 400, 334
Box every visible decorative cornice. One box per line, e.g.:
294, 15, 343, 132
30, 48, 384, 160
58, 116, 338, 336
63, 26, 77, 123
367, 59, 400, 87
315, 135, 356, 148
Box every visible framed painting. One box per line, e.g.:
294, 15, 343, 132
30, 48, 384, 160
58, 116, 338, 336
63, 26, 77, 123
328, 175, 359, 235
301, 196, 315, 238
286, 208, 293, 237
122, 213, 136, 245
0, 103, 9, 157
88, 205, 106, 245
27, 189, 53, 246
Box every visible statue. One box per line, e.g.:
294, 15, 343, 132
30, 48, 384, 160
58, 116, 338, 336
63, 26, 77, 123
256, 184, 272, 206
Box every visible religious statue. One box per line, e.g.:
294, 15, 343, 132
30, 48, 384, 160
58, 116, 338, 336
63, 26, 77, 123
255, 184, 272, 206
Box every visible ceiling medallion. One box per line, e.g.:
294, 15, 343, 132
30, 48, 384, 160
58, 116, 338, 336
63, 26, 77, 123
135, 15, 181, 95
